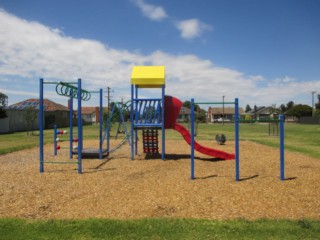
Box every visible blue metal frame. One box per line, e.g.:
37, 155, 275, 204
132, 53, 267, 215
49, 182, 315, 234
235, 98, 240, 181
69, 94, 73, 159
190, 98, 195, 180
280, 114, 285, 181
190, 98, 240, 181
130, 84, 165, 160
54, 124, 58, 155
99, 88, 103, 159
77, 79, 82, 174
39, 78, 44, 173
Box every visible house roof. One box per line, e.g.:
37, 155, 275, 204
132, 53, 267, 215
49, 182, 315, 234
208, 107, 245, 115
179, 106, 190, 114
247, 106, 280, 115
8, 98, 68, 111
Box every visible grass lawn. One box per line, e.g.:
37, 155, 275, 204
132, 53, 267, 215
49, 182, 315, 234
1, 122, 320, 159
1, 218, 320, 240
171, 122, 320, 159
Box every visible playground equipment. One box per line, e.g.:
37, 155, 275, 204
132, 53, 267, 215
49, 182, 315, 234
39, 67, 286, 181
130, 66, 166, 160
130, 66, 236, 162
39, 79, 106, 174
215, 134, 226, 145
53, 126, 78, 155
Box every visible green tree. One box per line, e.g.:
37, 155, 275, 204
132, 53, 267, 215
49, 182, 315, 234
245, 104, 252, 113
24, 106, 37, 135
286, 104, 312, 119
286, 101, 294, 110
279, 104, 287, 113
0, 92, 8, 118
195, 109, 207, 123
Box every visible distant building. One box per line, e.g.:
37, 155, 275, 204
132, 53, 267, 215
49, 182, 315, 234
177, 106, 191, 122
207, 107, 245, 122
246, 106, 280, 120
8, 98, 70, 129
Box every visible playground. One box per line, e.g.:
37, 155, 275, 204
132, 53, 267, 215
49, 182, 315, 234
1, 66, 320, 222
1, 137, 320, 220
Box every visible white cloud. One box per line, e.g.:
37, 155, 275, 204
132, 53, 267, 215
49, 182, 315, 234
132, 0, 167, 21
175, 18, 213, 39
0, 9, 319, 108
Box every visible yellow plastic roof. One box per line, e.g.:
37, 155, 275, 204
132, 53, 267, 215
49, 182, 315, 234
131, 66, 165, 87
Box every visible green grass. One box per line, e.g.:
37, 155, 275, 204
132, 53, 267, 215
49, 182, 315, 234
0, 125, 102, 155
1, 123, 320, 159
1, 218, 320, 240
172, 122, 320, 159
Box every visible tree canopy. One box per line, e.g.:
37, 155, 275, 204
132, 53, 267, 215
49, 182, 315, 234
286, 104, 312, 119
0, 92, 8, 119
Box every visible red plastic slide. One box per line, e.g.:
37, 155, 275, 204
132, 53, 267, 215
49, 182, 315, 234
164, 95, 235, 160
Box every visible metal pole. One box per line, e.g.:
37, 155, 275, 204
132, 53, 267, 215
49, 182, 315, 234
39, 78, 44, 173
235, 98, 240, 181
191, 98, 195, 180
280, 114, 285, 181
222, 95, 225, 125
77, 79, 82, 174
69, 95, 73, 159
130, 84, 134, 160
161, 85, 165, 160
99, 88, 103, 159
135, 86, 138, 156
54, 124, 57, 156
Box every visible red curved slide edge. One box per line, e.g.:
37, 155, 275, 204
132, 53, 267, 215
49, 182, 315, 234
164, 95, 234, 160
173, 123, 235, 160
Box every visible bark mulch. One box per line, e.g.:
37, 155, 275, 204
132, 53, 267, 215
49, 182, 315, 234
0, 139, 319, 220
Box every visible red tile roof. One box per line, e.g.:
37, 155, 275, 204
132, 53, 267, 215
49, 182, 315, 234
10, 98, 68, 111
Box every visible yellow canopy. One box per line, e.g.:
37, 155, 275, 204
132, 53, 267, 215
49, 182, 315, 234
131, 66, 165, 88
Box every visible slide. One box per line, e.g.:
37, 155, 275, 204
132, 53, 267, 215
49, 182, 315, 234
164, 95, 235, 160
173, 123, 235, 160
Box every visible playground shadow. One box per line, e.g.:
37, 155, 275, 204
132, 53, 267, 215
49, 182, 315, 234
238, 174, 259, 182
284, 176, 298, 181
196, 174, 218, 180
144, 154, 225, 162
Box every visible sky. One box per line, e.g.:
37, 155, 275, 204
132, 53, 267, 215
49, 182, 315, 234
0, 0, 319, 109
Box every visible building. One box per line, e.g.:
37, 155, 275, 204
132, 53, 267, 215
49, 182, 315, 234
1, 98, 70, 133
207, 107, 245, 122
246, 106, 281, 120
177, 106, 191, 122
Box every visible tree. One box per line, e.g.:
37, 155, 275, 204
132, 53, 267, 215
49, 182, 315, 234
279, 104, 287, 113
195, 109, 207, 123
286, 101, 294, 111
286, 104, 312, 119
0, 92, 8, 119
24, 106, 37, 135
245, 104, 252, 113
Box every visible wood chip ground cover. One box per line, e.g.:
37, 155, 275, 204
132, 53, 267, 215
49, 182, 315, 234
0, 139, 319, 220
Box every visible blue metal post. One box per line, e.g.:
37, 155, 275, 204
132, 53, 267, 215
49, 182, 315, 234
54, 124, 58, 156
69, 94, 73, 159
135, 86, 138, 155
39, 78, 44, 173
280, 114, 285, 181
99, 88, 103, 159
190, 98, 195, 180
77, 79, 82, 174
235, 98, 240, 181
130, 84, 134, 160
161, 85, 165, 160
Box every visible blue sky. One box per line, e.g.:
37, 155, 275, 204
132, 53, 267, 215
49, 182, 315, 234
0, 0, 319, 109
